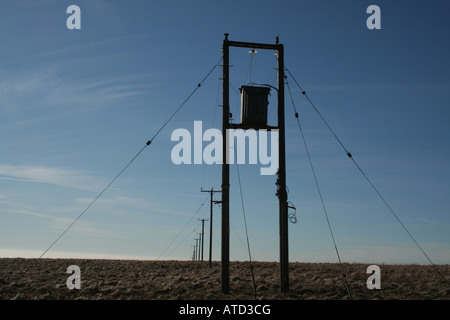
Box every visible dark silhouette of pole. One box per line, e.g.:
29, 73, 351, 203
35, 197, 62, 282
196, 232, 202, 261
276, 42, 289, 293
198, 218, 208, 261
221, 33, 231, 294
191, 245, 196, 261
194, 238, 199, 261
201, 188, 222, 267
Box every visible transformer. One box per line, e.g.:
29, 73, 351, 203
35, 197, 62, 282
240, 85, 270, 128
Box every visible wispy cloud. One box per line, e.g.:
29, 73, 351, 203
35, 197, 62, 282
0, 62, 157, 117
0, 163, 105, 192
420, 217, 450, 226
0, 176, 47, 183
75, 195, 197, 218
4, 208, 71, 224
2, 206, 130, 240
44, 74, 152, 108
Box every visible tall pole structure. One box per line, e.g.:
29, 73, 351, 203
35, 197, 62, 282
201, 188, 222, 267
276, 42, 289, 293
198, 218, 208, 261
220, 33, 289, 293
221, 33, 231, 294
197, 232, 203, 261
194, 237, 199, 261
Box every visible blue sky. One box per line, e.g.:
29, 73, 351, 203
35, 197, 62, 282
1, 0, 449, 264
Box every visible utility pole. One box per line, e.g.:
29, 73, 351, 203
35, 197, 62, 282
191, 245, 196, 261
198, 218, 208, 261
276, 41, 289, 293
222, 33, 231, 294
221, 33, 289, 293
201, 188, 222, 267
194, 237, 199, 262
196, 232, 202, 261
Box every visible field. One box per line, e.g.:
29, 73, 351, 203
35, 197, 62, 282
0, 258, 449, 300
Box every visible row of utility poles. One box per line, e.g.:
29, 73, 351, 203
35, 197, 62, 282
191, 188, 221, 264
191, 220, 206, 261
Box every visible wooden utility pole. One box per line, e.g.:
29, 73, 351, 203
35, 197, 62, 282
222, 33, 231, 294
194, 237, 199, 261
276, 41, 289, 293
191, 245, 196, 261
197, 221, 207, 261
201, 188, 222, 267
196, 232, 202, 261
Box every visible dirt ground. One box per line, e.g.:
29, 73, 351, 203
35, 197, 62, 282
0, 258, 449, 300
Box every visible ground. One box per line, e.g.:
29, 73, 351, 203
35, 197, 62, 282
0, 258, 449, 300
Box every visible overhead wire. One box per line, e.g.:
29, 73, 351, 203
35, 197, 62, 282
149, 57, 223, 144
235, 163, 257, 299
285, 68, 448, 285
38, 145, 148, 259
156, 196, 208, 260
199, 68, 222, 200
235, 49, 261, 298
285, 69, 350, 156
162, 66, 225, 261
39, 57, 223, 259
244, 50, 255, 84
286, 78, 353, 300
266, 57, 278, 88
172, 72, 223, 261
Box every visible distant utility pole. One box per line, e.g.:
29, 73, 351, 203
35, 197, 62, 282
194, 237, 199, 261
198, 218, 208, 261
196, 232, 202, 261
191, 245, 196, 261
201, 188, 222, 267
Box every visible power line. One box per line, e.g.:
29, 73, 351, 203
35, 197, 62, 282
285, 69, 350, 155
38, 57, 222, 259
286, 79, 353, 300
148, 57, 223, 144
165, 73, 223, 262
286, 68, 448, 285
156, 197, 208, 260
235, 163, 257, 299
38, 144, 147, 259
